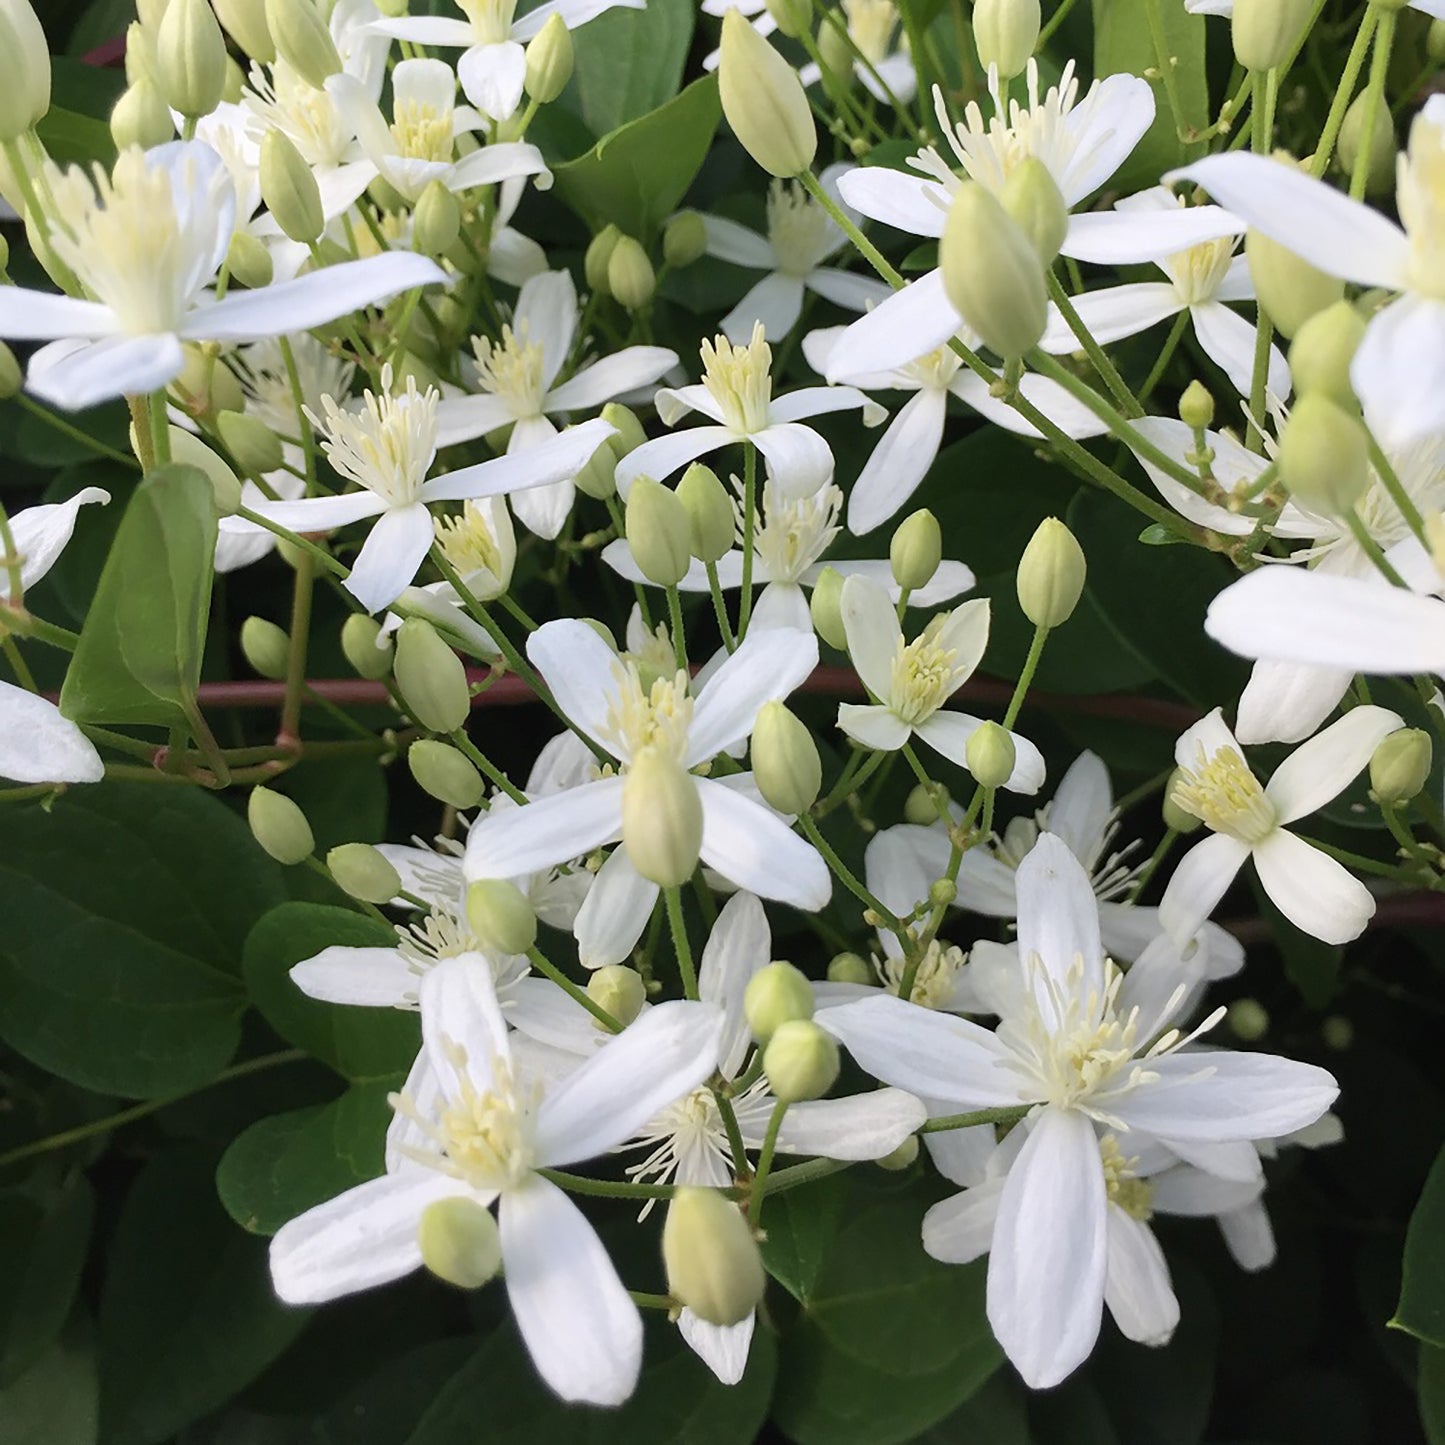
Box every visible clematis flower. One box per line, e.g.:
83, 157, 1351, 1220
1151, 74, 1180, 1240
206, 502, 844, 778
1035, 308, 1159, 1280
0, 142, 446, 411
1159, 705, 1404, 946
0, 682, 104, 785
0, 487, 109, 604
818, 835, 1339, 1388
269, 956, 723, 1405
837, 574, 1045, 793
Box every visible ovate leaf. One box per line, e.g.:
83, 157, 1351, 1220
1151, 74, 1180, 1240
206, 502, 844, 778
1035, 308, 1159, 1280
565, 0, 694, 138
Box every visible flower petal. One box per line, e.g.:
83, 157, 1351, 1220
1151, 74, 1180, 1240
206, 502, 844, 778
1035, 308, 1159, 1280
0, 287, 117, 340
723, 272, 806, 343
545, 346, 678, 413
1250, 828, 1376, 945
6, 488, 110, 596
837, 703, 911, 752
837, 165, 949, 236
1047, 751, 1112, 863
768, 1088, 927, 1159
805, 267, 892, 312
697, 777, 832, 910
1353, 295, 1445, 449
949, 369, 1112, 441
698, 890, 771, 1078
847, 388, 947, 536
574, 847, 659, 970
922, 1179, 1005, 1264
290, 947, 420, 1007
526, 617, 627, 756
1157, 832, 1251, 944
0, 682, 104, 784
750, 423, 836, 499
687, 625, 819, 765
840, 571, 902, 700
422, 416, 615, 502
1103, 1207, 1178, 1347
821, 270, 961, 382
1012, 832, 1106, 1024
1063, 203, 1244, 265
700, 213, 775, 268
678, 1310, 755, 1386
1040, 283, 1183, 352
344, 502, 435, 613
26, 334, 184, 411
1191, 300, 1289, 399
458, 41, 527, 121
465, 777, 625, 879
1264, 704, 1403, 823
1235, 659, 1356, 746
915, 713, 1046, 794
614, 426, 736, 495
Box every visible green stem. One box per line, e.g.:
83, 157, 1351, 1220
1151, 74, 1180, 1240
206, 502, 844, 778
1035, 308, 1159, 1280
738, 444, 757, 637
664, 886, 698, 999
748, 1100, 788, 1226
1003, 623, 1049, 730
1346, 510, 1408, 588
1127, 828, 1178, 902
537, 1169, 683, 1201
1368, 439, 1428, 547
13, 395, 140, 469
448, 729, 528, 805
755, 1156, 850, 1198
1310, 6, 1378, 177
1350, 7, 1395, 202
1046, 271, 1143, 418
797, 812, 910, 948
526, 947, 622, 1033
666, 586, 689, 672
706, 560, 736, 652
919, 1103, 1031, 1134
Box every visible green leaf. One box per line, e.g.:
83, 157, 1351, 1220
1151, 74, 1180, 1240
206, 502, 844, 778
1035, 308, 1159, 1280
1395, 1143, 1445, 1347
243, 903, 420, 1083
61, 463, 217, 732
98, 1150, 310, 1445
759, 1171, 849, 1302
216, 1084, 392, 1236
553, 75, 721, 241
0, 1318, 98, 1445
0, 783, 282, 1097
564, 0, 694, 138
1423, 1343, 1445, 1445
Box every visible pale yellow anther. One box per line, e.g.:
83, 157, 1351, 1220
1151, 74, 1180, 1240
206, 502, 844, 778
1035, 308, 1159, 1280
766, 179, 836, 276
472, 326, 548, 419
701, 323, 774, 434
1399, 107, 1445, 299
457, 0, 520, 44
435, 501, 505, 580
307, 368, 439, 508
888, 616, 962, 726
1172, 745, 1278, 843
1162, 234, 1237, 305
1100, 1133, 1153, 1221
391, 96, 454, 163
604, 662, 695, 766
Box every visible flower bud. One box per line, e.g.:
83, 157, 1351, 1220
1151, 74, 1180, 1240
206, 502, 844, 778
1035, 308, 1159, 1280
0, 0, 51, 141
261, 128, 324, 244
136, 0, 169, 28
1231, 0, 1315, 71
622, 747, 703, 887
626, 476, 692, 587
111, 79, 174, 151
751, 701, 822, 815
265, 0, 342, 90
413, 179, 461, 257
719, 8, 817, 179
764, 1018, 839, 1102
876, 1135, 919, 1170
327, 842, 403, 904
662, 1188, 766, 1326
1288, 299, 1366, 406
999, 156, 1068, 264
929, 877, 956, 907
217, 409, 284, 477
972, 0, 1041, 80
1162, 768, 1204, 833
394, 618, 471, 733
341, 613, 394, 681
248, 787, 314, 864
585, 224, 622, 295
587, 964, 646, 1025
241, 616, 291, 679
676, 462, 735, 563
607, 235, 656, 311
765, 0, 812, 37
214, 0, 275, 61
817, 10, 854, 84
964, 720, 1015, 789
172, 343, 246, 418
939, 182, 1047, 360
407, 742, 483, 812
226, 230, 274, 289
168, 426, 244, 514
466, 878, 538, 955
809, 565, 847, 650
1338, 91, 1395, 198
1016, 516, 1086, 628
827, 951, 872, 985
1178, 380, 1214, 431
524, 13, 574, 103
1277, 392, 1369, 516
889, 508, 942, 592
1321, 1015, 1353, 1051
1369, 727, 1431, 805
664, 210, 708, 269
0, 342, 21, 401
417, 1196, 502, 1289
744, 959, 815, 1042
1246, 228, 1344, 339
573, 436, 618, 500
157, 0, 228, 119
602, 401, 648, 458
904, 780, 948, 824
1228, 997, 1270, 1042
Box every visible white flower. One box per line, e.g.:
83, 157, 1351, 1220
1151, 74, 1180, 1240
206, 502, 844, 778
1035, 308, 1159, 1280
796, 0, 917, 107
1159, 705, 1403, 946
818, 834, 1338, 1388
269, 956, 723, 1405
0, 682, 104, 785
0, 487, 109, 604
0, 142, 446, 411
463, 620, 832, 965
837, 573, 1045, 792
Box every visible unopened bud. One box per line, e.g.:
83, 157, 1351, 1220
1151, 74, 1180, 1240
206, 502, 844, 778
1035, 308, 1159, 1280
1162, 768, 1204, 833
1278, 392, 1369, 515
0, 0, 51, 141
607, 235, 656, 311
999, 155, 1067, 263
418, 1196, 502, 1289
972, 0, 1041, 79
890, 508, 942, 592
466, 878, 538, 955
1338, 91, 1395, 197
764, 1018, 839, 1102
1321, 1014, 1353, 1051
524, 13, 574, 103
407, 740, 483, 809
662, 1188, 766, 1326
1179, 380, 1214, 431
1017, 516, 1086, 628
265, 0, 342, 90
1231, 0, 1315, 71
1228, 997, 1270, 1042
622, 747, 703, 886
226, 230, 274, 290
964, 720, 1015, 789
929, 878, 957, 908
809, 565, 847, 650
168, 427, 243, 514
248, 787, 314, 864
394, 618, 471, 733
939, 181, 1047, 360
827, 950, 872, 985
172, 343, 246, 417
751, 701, 822, 815
876, 1135, 919, 1170
327, 842, 403, 904
663, 210, 708, 269
111, 79, 174, 150
341, 613, 394, 680
413, 179, 461, 256
218, 409, 284, 476
1288, 299, 1366, 407
1246, 228, 1344, 339
744, 959, 815, 1043
0, 342, 21, 400
587, 964, 646, 1025
574, 436, 618, 500
626, 475, 692, 586
585, 224, 622, 295
213, 0, 275, 61
676, 462, 735, 563
1369, 727, 1431, 805
261, 128, 324, 244
765, 0, 812, 38
719, 8, 817, 179
602, 402, 648, 458
904, 780, 948, 824
156, 0, 228, 119
241, 616, 291, 679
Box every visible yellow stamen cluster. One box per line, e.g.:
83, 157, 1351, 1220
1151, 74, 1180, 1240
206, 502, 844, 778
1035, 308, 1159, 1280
605, 662, 695, 766
1172, 745, 1277, 843
307, 368, 439, 507
391, 96, 454, 163
1100, 1133, 1154, 1221
701, 323, 774, 434
766, 180, 836, 275
747, 478, 842, 582
880, 939, 967, 1009
435, 502, 506, 587
1162, 235, 1238, 306
889, 616, 963, 725
472, 327, 548, 419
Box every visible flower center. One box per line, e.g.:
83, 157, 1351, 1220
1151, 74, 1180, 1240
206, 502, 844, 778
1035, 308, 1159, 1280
767, 179, 836, 275
391, 96, 455, 163
436, 1053, 534, 1189
235, 335, 356, 440
880, 939, 966, 1008
603, 662, 695, 766
435, 501, 508, 592
472, 326, 548, 419
1100, 1132, 1153, 1221
1162, 234, 1238, 306
397, 909, 481, 968
1399, 108, 1445, 299
458, 0, 520, 45
747, 477, 842, 581
307, 368, 439, 508
245, 60, 352, 168
842, 0, 899, 63
905, 344, 963, 389
889, 618, 961, 725
701, 323, 774, 435
1171, 745, 1278, 843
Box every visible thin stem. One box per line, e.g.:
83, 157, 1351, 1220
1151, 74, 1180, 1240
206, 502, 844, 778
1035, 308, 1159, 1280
1350, 8, 1395, 202
797, 812, 910, 949
747, 1100, 788, 1226
13, 395, 140, 469
1310, 7, 1379, 178
664, 886, 698, 1000
1127, 828, 1178, 902
1046, 272, 1143, 418
449, 729, 528, 805
666, 586, 689, 672
279, 550, 314, 750
1346, 510, 1408, 588
1003, 623, 1049, 730
920, 1103, 1032, 1134
755, 1156, 850, 1198
705, 560, 736, 652
738, 444, 757, 637
538, 1168, 683, 1201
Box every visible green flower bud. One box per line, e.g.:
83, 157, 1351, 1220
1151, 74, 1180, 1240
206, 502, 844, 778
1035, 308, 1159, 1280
929, 877, 957, 907
964, 720, 1015, 789
827, 951, 872, 985
341, 613, 394, 681
1369, 727, 1431, 804
764, 1019, 840, 1102
676, 462, 735, 563
765, 0, 812, 38
904, 780, 948, 824
876, 1135, 919, 1171
241, 616, 291, 680
261, 128, 324, 244
222, 53, 247, 104
744, 959, 815, 1042
622, 747, 703, 887
0, 342, 21, 401
394, 618, 471, 733
413, 179, 461, 257
663, 210, 708, 269
226, 230, 274, 289
265, 0, 342, 90
1321, 1014, 1353, 1051
1227, 997, 1269, 1042
327, 842, 403, 904
999, 154, 1067, 264
602, 401, 648, 458
889, 508, 942, 592
214, 0, 275, 61
574, 436, 618, 500
136, 0, 169, 28
1162, 768, 1204, 833
524, 13, 574, 103
1338, 91, 1395, 198
626, 475, 692, 587
816, 10, 854, 86
809, 565, 848, 650
1231, 0, 1314, 71
418, 1196, 502, 1289
171, 343, 246, 418
157, 0, 228, 119
466, 878, 538, 956
1178, 380, 1214, 431
1246, 228, 1344, 339
719, 8, 817, 179
126, 18, 158, 85
248, 787, 314, 864
607, 235, 656, 311
167, 426, 243, 514
939, 181, 1047, 360
662, 1188, 766, 1326
972, 0, 1041, 79
751, 701, 822, 815
1288, 300, 1366, 407
217, 409, 284, 477
111, 79, 175, 151
587, 964, 647, 1026
1016, 516, 1086, 629
1278, 392, 1369, 516
585, 224, 622, 295
407, 739, 483, 809
0, 0, 51, 141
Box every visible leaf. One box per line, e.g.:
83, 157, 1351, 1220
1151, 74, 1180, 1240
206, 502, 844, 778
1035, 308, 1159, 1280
61, 463, 217, 732
565, 0, 695, 139
243, 903, 420, 1083
216, 1084, 392, 1236
0, 783, 282, 1097
1395, 1143, 1445, 1347
0, 1317, 98, 1445
98, 1150, 310, 1445
553, 75, 721, 241
1423, 1343, 1445, 1445
759, 1171, 850, 1303
308, 1339, 477, 1445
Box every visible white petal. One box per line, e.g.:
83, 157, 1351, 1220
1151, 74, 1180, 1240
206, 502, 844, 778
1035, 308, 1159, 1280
837, 165, 948, 236
545, 347, 677, 413
290, 947, 419, 1007
434, 393, 518, 448
1353, 296, 1445, 450
1063, 204, 1244, 265
922, 1119, 998, 1187
574, 847, 659, 969
1191, 301, 1289, 399
419, 954, 511, 1103
840, 572, 902, 699
1250, 828, 1376, 945
769, 384, 883, 427
1103, 1207, 1178, 1347
5, 488, 109, 596
465, 777, 625, 879
696, 778, 832, 910
27, 334, 184, 411
821, 271, 962, 382
805, 267, 893, 312
0, 287, 117, 340
1015, 833, 1105, 1021
1235, 659, 1355, 746
238, 491, 385, 534
953, 852, 1022, 917
949, 369, 1112, 441
1040, 283, 1183, 352
448, 139, 551, 192
750, 423, 835, 499
614, 426, 735, 494
678, 1310, 755, 1386
847, 388, 947, 536
698, 891, 770, 1078
1048, 752, 1112, 863
687, 626, 819, 765
915, 713, 1046, 794
1264, 704, 1404, 823
1056, 73, 1156, 203
508, 475, 574, 540
1217, 1203, 1277, 1271
722, 272, 806, 343
751, 580, 812, 631
458, 41, 527, 121
770, 1088, 927, 1159
1157, 832, 1251, 944
0, 682, 104, 784
368, 15, 476, 45
1174, 706, 1242, 770
837, 703, 911, 752
700, 213, 775, 268
514, 270, 578, 390
344, 502, 434, 613
526, 618, 627, 756
922, 1178, 1005, 1263
422, 416, 614, 502
822, 558, 977, 608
